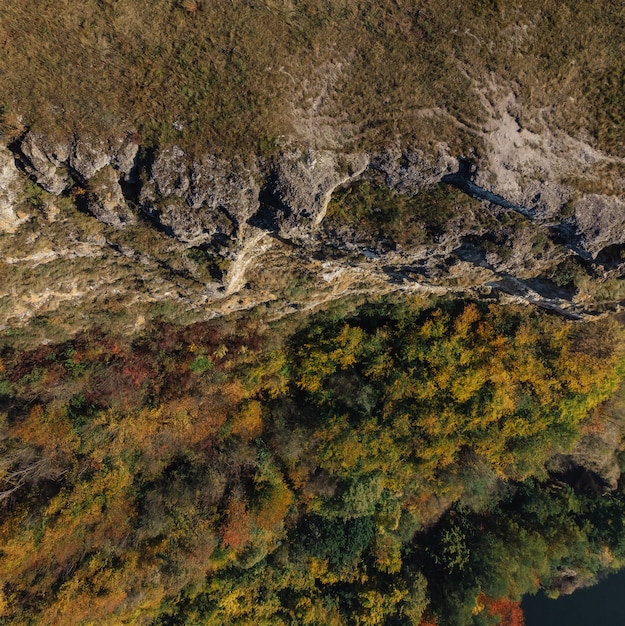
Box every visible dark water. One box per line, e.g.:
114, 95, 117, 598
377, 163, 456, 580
522, 570, 625, 626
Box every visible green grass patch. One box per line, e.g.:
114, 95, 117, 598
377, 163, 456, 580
190, 354, 214, 374
325, 178, 481, 246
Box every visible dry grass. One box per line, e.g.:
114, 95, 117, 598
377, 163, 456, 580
0, 1, 623, 158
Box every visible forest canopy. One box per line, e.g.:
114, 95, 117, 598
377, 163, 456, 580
1, 296, 625, 625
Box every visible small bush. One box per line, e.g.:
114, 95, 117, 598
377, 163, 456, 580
190, 354, 213, 374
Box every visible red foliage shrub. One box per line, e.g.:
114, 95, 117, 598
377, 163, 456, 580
483, 595, 525, 626
220, 496, 252, 550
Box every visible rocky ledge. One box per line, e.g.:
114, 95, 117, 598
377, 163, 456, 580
2, 117, 625, 323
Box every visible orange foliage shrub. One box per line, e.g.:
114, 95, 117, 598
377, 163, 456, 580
11, 402, 78, 455
482, 594, 525, 626
122, 364, 150, 388
230, 400, 263, 440
254, 482, 293, 530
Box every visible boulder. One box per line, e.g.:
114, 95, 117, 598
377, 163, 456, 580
86, 165, 135, 227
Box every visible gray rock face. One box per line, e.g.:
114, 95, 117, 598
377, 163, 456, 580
572, 195, 625, 257
19, 133, 71, 195
149, 146, 190, 198
8, 132, 625, 303
188, 154, 260, 217
371, 144, 456, 196
15, 131, 139, 225
113, 141, 140, 181
4, 130, 625, 330
68, 140, 114, 181
266, 149, 368, 239
20, 132, 140, 185
86, 166, 136, 227
517, 181, 572, 221
140, 147, 261, 246
140, 147, 373, 247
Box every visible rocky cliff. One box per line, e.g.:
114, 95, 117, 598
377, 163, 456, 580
2, 97, 625, 337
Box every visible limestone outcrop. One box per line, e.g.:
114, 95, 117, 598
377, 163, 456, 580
0, 145, 27, 233
3, 119, 625, 324
139, 148, 262, 247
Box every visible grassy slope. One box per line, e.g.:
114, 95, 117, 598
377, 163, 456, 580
0, 0, 623, 157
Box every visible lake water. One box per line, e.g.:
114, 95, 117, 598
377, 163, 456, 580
522, 570, 625, 626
